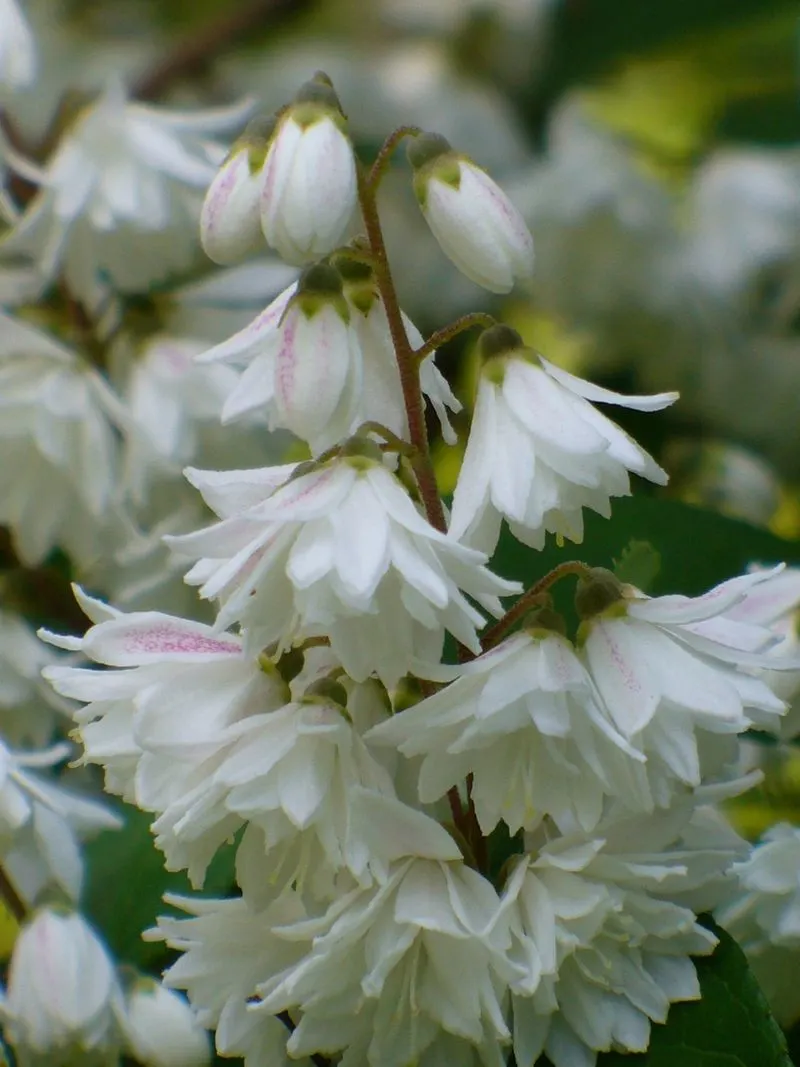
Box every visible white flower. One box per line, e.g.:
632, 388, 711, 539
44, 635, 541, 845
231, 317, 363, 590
449, 325, 677, 553
259, 73, 357, 265
0, 311, 126, 567
0, 907, 123, 1065
208, 264, 362, 452
168, 453, 520, 686
120, 979, 211, 1067
256, 857, 517, 1067
151, 893, 311, 1067
0, 738, 121, 906
576, 568, 791, 800
408, 132, 534, 293
0, 610, 71, 747
200, 121, 272, 266
506, 802, 743, 1067
41, 586, 287, 886
115, 332, 239, 500
1, 81, 252, 307
369, 627, 650, 835
0, 0, 36, 93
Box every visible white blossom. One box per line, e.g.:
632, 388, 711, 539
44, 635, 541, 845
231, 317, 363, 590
120, 979, 211, 1067
449, 326, 677, 552
408, 132, 534, 293
200, 125, 269, 266
506, 801, 745, 1067
0, 907, 123, 1066
168, 453, 520, 686
259, 74, 357, 265
0, 610, 71, 747
1, 81, 252, 308
577, 568, 791, 801
0, 0, 36, 93
369, 628, 650, 835
256, 857, 517, 1067
0, 311, 126, 567
0, 738, 120, 906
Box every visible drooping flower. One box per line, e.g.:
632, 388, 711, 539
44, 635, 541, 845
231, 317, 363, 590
369, 624, 650, 835
449, 325, 677, 553
259, 72, 357, 265
575, 567, 791, 801
506, 800, 746, 1067
0, 312, 127, 567
168, 448, 520, 687
0, 908, 123, 1064
1, 81, 252, 308
408, 132, 534, 293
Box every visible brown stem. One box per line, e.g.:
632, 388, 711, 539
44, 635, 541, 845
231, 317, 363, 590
368, 126, 422, 190
356, 166, 447, 532
414, 312, 496, 363
0, 866, 26, 924
480, 560, 590, 651
134, 0, 313, 101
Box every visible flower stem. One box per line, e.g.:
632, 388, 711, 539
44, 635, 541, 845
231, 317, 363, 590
481, 560, 591, 651
357, 166, 447, 532
368, 126, 422, 190
414, 312, 496, 363
0, 865, 26, 924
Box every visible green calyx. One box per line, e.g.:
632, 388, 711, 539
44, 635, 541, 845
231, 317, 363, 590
523, 601, 568, 639
574, 567, 627, 621
289, 71, 348, 131
235, 113, 280, 173
479, 324, 525, 361
407, 132, 463, 207
304, 677, 349, 710
338, 436, 384, 468
333, 254, 378, 315
294, 263, 350, 322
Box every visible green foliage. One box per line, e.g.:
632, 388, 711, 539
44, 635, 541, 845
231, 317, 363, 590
83, 802, 235, 968
612, 539, 662, 592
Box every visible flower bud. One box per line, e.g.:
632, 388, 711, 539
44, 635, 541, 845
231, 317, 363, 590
120, 978, 211, 1067
199, 116, 276, 265
260, 73, 358, 265
2, 907, 121, 1062
408, 131, 534, 293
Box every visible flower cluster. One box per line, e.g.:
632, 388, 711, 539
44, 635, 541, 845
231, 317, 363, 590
0, 32, 794, 1067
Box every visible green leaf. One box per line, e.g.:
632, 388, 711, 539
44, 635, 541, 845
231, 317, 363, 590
83, 801, 235, 968
592, 919, 792, 1067
492, 496, 800, 603
612, 539, 661, 591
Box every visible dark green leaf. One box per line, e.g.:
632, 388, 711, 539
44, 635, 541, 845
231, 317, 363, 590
612, 539, 662, 592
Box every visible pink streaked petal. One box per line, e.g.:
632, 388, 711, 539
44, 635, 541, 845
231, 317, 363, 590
194, 284, 295, 365
81, 613, 243, 666
628, 567, 785, 626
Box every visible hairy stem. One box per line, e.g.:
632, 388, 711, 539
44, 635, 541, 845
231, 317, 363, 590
414, 312, 496, 363
356, 167, 446, 531
481, 560, 591, 651
368, 126, 421, 190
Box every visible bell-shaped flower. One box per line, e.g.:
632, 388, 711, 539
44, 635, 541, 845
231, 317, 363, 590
201, 264, 362, 453
255, 856, 517, 1067
1, 80, 252, 307
0, 0, 36, 94
120, 978, 211, 1067
0, 738, 121, 906
200, 117, 275, 266
259, 73, 357, 265
506, 801, 744, 1067
41, 586, 288, 886
0, 312, 127, 567
408, 131, 534, 294
168, 448, 520, 687
449, 325, 677, 553
576, 568, 793, 793
0, 907, 123, 1064
369, 621, 651, 835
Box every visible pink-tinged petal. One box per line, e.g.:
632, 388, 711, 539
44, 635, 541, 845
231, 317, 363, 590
628, 567, 785, 625
727, 567, 800, 624
81, 613, 242, 666
200, 149, 263, 266
260, 120, 303, 244
250, 462, 356, 524
194, 284, 295, 365
583, 619, 660, 734
540, 358, 678, 412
